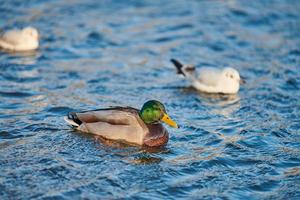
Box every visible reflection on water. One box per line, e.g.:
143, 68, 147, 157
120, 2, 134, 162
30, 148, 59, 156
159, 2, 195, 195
198, 92, 241, 117
180, 86, 241, 117
0, 51, 40, 65
1, 0, 300, 199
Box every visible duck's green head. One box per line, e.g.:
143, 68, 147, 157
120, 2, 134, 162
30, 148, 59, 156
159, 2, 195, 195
139, 100, 178, 128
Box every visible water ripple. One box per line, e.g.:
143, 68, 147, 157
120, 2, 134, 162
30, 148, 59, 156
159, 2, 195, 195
0, 0, 300, 199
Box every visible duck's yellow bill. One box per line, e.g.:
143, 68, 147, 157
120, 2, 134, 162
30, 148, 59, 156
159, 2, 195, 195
161, 113, 178, 128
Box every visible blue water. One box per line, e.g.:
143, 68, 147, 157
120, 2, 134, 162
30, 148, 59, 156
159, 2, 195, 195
1, 0, 300, 199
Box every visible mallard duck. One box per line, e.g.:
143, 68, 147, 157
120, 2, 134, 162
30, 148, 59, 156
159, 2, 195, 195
64, 100, 178, 147
171, 59, 245, 94
0, 26, 39, 51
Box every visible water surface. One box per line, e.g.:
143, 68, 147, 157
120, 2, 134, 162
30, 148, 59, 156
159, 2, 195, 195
0, 0, 300, 199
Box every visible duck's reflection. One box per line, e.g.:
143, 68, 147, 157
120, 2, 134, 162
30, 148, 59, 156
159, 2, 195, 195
72, 131, 167, 164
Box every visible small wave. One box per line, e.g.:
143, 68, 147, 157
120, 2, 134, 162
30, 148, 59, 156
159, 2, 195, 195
230, 8, 249, 17
0, 91, 34, 98
46, 107, 74, 115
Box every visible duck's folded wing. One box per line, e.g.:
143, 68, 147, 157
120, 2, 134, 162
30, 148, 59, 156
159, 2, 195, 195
198, 67, 222, 86
75, 107, 139, 125
66, 107, 146, 145
78, 121, 145, 145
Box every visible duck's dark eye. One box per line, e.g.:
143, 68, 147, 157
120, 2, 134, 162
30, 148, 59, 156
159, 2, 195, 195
230, 75, 234, 78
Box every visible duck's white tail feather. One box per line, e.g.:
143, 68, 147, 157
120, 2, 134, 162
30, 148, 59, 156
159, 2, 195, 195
64, 116, 79, 127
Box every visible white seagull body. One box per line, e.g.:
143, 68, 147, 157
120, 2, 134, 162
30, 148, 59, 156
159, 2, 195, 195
0, 27, 39, 51
171, 59, 244, 94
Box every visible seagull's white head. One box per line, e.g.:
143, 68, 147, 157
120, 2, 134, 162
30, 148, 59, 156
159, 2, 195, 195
222, 67, 242, 84
219, 67, 245, 93
22, 27, 39, 40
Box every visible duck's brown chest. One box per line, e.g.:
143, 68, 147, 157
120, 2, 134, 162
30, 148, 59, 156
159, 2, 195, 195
143, 124, 169, 147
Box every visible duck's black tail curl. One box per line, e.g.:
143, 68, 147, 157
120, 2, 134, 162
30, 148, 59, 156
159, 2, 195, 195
64, 112, 82, 127
70, 112, 82, 125
170, 59, 185, 76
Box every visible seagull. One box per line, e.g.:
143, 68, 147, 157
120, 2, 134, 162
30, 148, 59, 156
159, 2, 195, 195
0, 26, 39, 51
170, 59, 245, 94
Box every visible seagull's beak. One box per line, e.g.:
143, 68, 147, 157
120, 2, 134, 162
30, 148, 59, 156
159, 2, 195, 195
161, 113, 179, 128
240, 76, 246, 84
